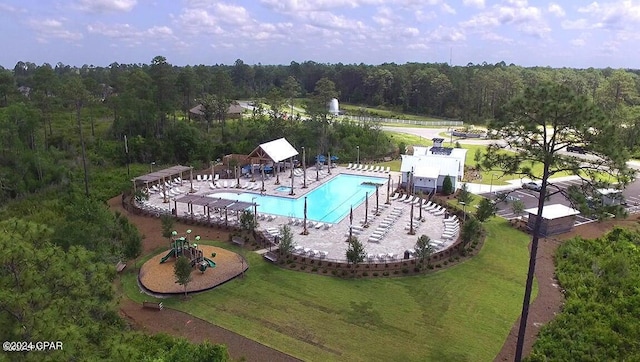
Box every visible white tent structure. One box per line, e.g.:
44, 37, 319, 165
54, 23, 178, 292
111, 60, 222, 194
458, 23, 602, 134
248, 138, 299, 163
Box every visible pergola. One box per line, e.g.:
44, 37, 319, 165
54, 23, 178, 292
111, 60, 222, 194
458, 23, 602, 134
132, 165, 195, 203
173, 195, 255, 226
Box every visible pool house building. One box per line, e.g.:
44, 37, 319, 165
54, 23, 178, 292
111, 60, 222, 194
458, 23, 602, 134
400, 138, 467, 194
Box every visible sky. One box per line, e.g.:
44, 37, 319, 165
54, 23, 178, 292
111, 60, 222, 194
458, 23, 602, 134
0, 0, 639, 69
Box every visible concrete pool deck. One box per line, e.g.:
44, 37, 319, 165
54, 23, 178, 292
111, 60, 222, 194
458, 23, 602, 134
142, 166, 459, 262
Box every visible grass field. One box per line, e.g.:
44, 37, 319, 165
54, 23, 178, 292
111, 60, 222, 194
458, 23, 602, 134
122, 218, 535, 362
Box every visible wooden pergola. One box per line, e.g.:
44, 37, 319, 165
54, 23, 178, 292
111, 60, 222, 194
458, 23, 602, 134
247, 138, 299, 189
173, 195, 255, 226
132, 165, 195, 203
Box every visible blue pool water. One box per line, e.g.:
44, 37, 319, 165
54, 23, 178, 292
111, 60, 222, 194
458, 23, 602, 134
208, 174, 387, 223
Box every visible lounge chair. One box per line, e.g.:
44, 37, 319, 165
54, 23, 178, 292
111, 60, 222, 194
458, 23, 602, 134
384, 166, 390, 173
315, 222, 324, 229
209, 182, 216, 189
222, 180, 228, 188
355, 164, 363, 171
346, 163, 353, 169
214, 174, 220, 181
397, 194, 407, 202
404, 196, 414, 203
197, 175, 202, 182
373, 166, 381, 172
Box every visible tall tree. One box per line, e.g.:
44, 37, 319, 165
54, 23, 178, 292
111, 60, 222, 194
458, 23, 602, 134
282, 75, 301, 117
483, 82, 633, 361
63, 75, 90, 197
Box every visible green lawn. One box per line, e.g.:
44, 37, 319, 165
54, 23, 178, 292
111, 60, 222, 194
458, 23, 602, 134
122, 219, 534, 362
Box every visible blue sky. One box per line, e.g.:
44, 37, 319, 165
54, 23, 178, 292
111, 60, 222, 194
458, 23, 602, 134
1, 0, 639, 69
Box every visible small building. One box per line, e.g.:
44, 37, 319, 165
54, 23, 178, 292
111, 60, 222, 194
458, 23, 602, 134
189, 102, 244, 119
400, 138, 468, 193
595, 188, 625, 206
524, 204, 581, 236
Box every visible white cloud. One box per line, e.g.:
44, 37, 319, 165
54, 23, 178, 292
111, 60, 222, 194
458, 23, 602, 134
259, 0, 385, 13
571, 38, 586, 47
76, 0, 137, 13
461, 1, 550, 38
441, 3, 456, 14
561, 19, 592, 30
178, 8, 224, 34
548, 3, 565, 17
462, 0, 484, 9
87, 23, 175, 45
577, 1, 640, 29
481, 31, 513, 43
402, 27, 420, 37
426, 25, 466, 42
28, 18, 83, 42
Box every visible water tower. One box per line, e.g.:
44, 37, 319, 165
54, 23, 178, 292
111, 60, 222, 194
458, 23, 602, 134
328, 98, 339, 115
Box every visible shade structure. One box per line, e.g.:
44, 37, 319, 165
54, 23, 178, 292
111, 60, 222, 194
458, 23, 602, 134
263, 165, 273, 172
330, 155, 339, 161
315, 154, 326, 163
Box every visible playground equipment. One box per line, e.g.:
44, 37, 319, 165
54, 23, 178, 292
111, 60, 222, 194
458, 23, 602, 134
160, 230, 216, 273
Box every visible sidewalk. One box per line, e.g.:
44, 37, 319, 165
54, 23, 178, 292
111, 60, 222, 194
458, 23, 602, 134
464, 175, 582, 195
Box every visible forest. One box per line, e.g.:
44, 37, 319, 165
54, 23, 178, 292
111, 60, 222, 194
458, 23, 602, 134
1, 57, 640, 361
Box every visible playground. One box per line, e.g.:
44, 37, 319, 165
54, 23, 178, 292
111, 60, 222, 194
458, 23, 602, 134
139, 231, 248, 295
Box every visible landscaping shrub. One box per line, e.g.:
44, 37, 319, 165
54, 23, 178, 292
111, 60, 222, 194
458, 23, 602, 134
289, 263, 296, 268
362, 272, 368, 276
402, 268, 409, 274
373, 272, 379, 277
311, 267, 317, 272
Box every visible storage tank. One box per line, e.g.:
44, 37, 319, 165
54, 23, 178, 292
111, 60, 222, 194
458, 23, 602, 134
328, 98, 339, 115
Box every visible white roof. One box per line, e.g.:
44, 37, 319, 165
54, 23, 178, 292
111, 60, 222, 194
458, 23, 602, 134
597, 188, 622, 195
524, 204, 580, 220
257, 138, 299, 163
400, 155, 461, 178
414, 167, 440, 179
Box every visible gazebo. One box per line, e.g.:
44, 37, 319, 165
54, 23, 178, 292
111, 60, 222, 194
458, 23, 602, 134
247, 138, 299, 188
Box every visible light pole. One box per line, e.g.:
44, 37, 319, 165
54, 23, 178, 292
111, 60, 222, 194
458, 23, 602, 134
150, 161, 156, 173
356, 145, 360, 165
490, 174, 497, 193
460, 201, 467, 222
252, 197, 258, 222
302, 146, 307, 189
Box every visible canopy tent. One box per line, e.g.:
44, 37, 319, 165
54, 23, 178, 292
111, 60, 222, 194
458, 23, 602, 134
330, 155, 339, 161
247, 138, 299, 163
315, 155, 327, 163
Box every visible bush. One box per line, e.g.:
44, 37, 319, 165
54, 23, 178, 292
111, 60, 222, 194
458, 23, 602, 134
331, 270, 337, 275
289, 263, 296, 268
382, 271, 389, 276
394, 270, 399, 275
436, 264, 442, 268
311, 267, 318, 272
413, 267, 421, 273
373, 272, 379, 277
402, 268, 409, 274
444, 261, 449, 265
300, 265, 306, 270
362, 272, 368, 276
322, 269, 328, 274
427, 265, 434, 269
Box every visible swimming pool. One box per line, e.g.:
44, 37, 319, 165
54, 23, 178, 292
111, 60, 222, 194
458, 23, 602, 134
208, 174, 387, 223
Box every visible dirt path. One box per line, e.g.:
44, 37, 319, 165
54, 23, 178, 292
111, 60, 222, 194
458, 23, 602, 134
494, 215, 640, 361
109, 197, 300, 362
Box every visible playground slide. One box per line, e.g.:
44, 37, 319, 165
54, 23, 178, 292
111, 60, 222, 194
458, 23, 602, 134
203, 258, 217, 268
159, 251, 174, 263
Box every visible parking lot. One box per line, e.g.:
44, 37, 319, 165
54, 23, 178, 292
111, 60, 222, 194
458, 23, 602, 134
478, 177, 640, 227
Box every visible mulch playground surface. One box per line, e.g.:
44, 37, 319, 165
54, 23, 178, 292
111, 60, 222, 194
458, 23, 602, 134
109, 195, 637, 361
